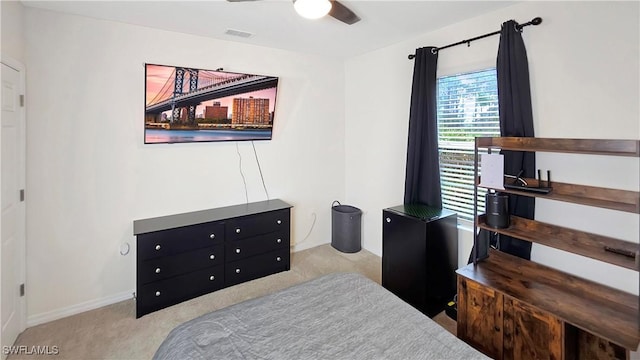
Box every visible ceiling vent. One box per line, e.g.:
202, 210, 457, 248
225, 29, 253, 38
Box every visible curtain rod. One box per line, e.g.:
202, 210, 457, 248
408, 17, 542, 59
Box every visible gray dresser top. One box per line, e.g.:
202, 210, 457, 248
133, 199, 292, 235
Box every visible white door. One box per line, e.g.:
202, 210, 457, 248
1, 61, 26, 356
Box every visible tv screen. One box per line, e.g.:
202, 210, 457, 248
144, 63, 278, 144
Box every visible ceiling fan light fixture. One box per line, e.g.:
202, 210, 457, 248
293, 0, 332, 20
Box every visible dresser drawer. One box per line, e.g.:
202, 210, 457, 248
138, 222, 224, 260
225, 231, 288, 262
225, 249, 290, 286
137, 265, 224, 316
138, 245, 224, 285
225, 209, 290, 241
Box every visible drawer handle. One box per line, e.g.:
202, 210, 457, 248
235, 228, 241, 234
276, 256, 282, 262
155, 267, 161, 274
235, 248, 241, 254
209, 254, 215, 260
209, 233, 215, 239
155, 291, 161, 297
155, 244, 161, 251
235, 268, 241, 274
386, 217, 391, 223
277, 220, 282, 225
209, 275, 215, 281
276, 238, 282, 244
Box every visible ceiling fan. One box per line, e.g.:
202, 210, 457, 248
226, 0, 361, 25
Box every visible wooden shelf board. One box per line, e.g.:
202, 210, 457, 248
457, 249, 640, 350
476, 137, 640, 157
478, 177, 640, 214
477, 214, 639, 271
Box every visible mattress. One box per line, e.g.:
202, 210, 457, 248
153, 272, 488, 360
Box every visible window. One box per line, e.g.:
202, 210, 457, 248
437, 68, 500, 221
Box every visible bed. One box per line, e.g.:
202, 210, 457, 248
153, 272, 488, 359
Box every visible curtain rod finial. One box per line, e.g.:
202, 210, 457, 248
531, 17, 542, 25
408, 54, 415, 60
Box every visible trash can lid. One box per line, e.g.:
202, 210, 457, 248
332, 205, 362, 214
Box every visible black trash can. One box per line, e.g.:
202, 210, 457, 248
331, 201, 362, 253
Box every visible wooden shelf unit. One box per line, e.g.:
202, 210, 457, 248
459, 137, 640, 359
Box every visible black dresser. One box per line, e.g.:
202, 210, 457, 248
382, 204, 458, 317
134, 199, 292, 318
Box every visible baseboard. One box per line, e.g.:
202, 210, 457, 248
26, 289, 135, 327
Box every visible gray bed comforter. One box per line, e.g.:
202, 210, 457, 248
153, 272, 488, 360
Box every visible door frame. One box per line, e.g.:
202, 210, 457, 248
1, 53, 27, 340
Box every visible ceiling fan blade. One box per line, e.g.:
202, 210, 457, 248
227, 0, 360, 25
328, 0, 360, 25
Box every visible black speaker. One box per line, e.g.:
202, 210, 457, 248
485, 193, 509, 228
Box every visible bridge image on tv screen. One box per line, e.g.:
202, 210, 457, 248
144, 63, 279, 144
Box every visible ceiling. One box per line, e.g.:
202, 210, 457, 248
21, 0, 518, 59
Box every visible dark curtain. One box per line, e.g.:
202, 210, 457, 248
496, 20, 536, 260
404, 47, 441, 208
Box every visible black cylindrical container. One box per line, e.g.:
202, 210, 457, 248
331, 201, 362, 253
485, 193, 510, 228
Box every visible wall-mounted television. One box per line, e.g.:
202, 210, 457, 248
144, 63, 279, 144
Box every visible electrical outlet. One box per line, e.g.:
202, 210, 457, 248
120, 242, 130, 256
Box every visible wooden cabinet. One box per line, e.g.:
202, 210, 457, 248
458, 276, 565, 360
458, 137, 639, 359
133, 199, 292, 318
458, 251, 633, 360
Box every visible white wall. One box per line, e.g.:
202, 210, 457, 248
1, 0, 25, 63
345, 1, 639, 294
24, 7, 345, 323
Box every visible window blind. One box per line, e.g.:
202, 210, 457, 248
437, 68, 500, 220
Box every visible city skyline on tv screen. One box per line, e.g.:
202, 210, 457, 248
144, 63, 278, 144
